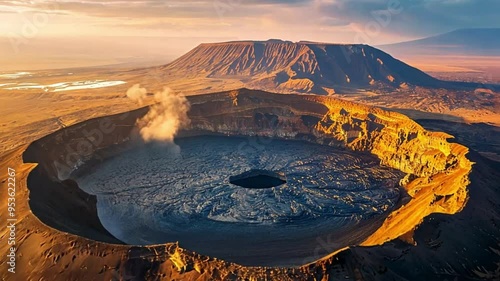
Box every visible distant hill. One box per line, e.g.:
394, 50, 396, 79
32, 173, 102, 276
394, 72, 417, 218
153, 40, 446, 94
378, 28, 500, 56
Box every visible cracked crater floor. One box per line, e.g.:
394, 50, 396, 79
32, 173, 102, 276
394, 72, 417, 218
74, 135, 404, 266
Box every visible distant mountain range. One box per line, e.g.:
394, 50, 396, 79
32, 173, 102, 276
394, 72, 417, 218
378, 28, 500, 56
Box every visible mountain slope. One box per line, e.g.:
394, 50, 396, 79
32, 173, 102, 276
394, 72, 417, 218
156, 40, 444, 93
379, 28, 500, 56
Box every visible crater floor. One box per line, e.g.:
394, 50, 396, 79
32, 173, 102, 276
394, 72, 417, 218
74, 136, 403, 266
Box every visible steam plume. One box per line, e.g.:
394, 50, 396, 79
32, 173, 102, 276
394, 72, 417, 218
126, 84, 147, 105
126, 84, 190, 142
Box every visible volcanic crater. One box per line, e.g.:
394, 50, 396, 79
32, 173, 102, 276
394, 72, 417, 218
21, 89, 472, 278
72, 135, 403, 266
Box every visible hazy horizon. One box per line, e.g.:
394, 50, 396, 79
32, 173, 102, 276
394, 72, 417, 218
1, 0, 499, 71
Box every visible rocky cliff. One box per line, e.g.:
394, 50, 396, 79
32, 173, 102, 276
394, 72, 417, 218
1, 88, 473, 280
186, 89, 472, 248
311, 96, 472, 246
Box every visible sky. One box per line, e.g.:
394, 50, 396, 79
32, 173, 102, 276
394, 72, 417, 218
1, 0, 498, 70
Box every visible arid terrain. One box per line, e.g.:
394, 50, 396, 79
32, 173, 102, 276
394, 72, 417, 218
0, 38, 499, 280
4, 89, 493, 280
1, 40, 498, 158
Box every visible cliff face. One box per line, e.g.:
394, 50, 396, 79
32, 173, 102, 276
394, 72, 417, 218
159, 40, 442, 93
310, 96, 472, 246
3, 89, 472, 280
185, 89, 472, 247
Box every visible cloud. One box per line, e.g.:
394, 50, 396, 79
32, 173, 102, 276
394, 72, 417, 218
1, 0, 498, 46
315, 0, 500, 37
1, 0, 312, 19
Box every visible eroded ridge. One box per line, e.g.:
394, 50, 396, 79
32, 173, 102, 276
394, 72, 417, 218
312, 96, 472, 247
